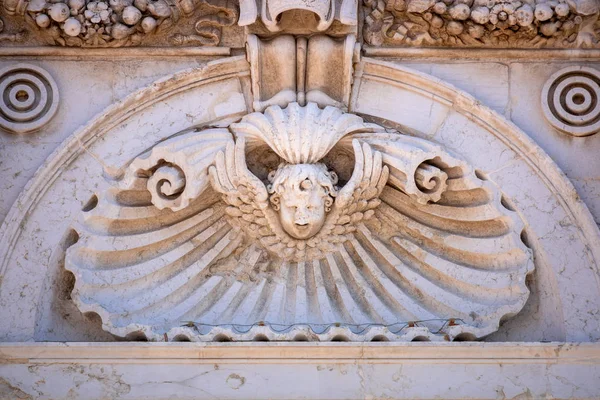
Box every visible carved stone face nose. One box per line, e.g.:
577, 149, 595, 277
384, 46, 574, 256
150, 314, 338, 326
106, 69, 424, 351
295, 211, 309, 226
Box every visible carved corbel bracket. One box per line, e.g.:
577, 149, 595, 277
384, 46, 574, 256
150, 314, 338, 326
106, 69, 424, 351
239, 0, 358, 34
246, 34, 357, 111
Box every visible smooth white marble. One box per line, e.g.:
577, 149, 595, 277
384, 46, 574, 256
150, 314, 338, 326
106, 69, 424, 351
1, 342, 599, 399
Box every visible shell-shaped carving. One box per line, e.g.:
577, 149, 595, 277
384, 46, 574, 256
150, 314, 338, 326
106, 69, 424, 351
231, 102, 378, 164
65, 105, 534, 342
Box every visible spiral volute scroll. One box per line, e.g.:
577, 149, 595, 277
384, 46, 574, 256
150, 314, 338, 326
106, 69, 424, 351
0, 64, 60, 134
542, 66, 600, 137
147, 164, 187, 209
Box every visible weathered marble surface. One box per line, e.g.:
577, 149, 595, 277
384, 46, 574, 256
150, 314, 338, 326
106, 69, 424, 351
1, 57, 599, 345
381, 60, 600, 227
1, 342, 600, 399
0, 58, 210, 223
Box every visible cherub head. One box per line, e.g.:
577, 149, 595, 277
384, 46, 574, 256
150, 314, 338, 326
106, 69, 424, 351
268, 163, 338, 240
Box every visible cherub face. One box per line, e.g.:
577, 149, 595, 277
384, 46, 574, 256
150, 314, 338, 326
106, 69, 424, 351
268, 163, 337, 240
279, 180, 327, 239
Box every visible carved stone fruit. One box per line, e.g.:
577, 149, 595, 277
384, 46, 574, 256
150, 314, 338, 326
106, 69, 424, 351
468, 22, 485, 37
140, 16, 157, 32
35, 13, 51, 28
503, 3, 516, 14
470, 7, 490, 24
63, 17, 81, 36
534, 3, 554, 21
109, 0, 127, 12
446, 20, 464, 34
147, 0, 171, 17
456, 0, 473, 6
431, 15, 444, 27
449, 3, 470, 20
68, 0, 85, 12
568, 0, 599, 15
47, 3, 70, 22
111, 22, 133, 39
515, 4, 534, 26
27, 0, 47, 13
134, 0, 148, 11
540, 21, 560, 36
122, 5, 142, 25
407, 0, 435, 13
554, 2, 570, 16
489, 12, 498, 24
432, 1, 447, 13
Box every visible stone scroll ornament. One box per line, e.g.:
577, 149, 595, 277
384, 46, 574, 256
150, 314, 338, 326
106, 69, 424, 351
66, 103, 533, 341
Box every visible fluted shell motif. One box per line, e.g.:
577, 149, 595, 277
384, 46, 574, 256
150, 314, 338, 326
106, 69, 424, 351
65, 103, 534, 342
232, 102, 378, 164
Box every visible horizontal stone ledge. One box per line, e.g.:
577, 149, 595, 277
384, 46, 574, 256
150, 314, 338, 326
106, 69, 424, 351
1, 342, 599, 364
362, 46, 600, 61
0, 46, 232, 58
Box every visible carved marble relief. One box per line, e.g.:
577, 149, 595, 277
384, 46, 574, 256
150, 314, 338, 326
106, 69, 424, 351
0, 64, 59, 134
65, 102, 533, 341
2, 0, 600, 47
247, 34, 356, 111
363, 0, 600, 48
1, 0, 241, 46
542, 66, 600, 136
239, 0, 357, 34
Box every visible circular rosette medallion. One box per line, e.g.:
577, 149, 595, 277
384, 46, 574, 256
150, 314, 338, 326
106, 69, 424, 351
0, 64, 60, 134
541, 66, 600, 137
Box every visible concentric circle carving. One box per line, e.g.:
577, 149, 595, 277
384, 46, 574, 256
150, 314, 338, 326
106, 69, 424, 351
541, 66, 600, 137
0, 64, 59, 134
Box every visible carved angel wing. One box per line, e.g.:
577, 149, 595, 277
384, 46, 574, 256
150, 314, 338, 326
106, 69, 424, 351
208, 138, 278, 241
65, 129, 264, 337
315, 139, 389, 249
326, 131, 534, 338
64, 106, 533, 342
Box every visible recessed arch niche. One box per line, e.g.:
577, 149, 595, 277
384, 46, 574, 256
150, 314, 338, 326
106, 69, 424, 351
0, 56, 598, 342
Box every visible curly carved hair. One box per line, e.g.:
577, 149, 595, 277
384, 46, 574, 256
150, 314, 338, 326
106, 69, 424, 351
267, 163, 338, 212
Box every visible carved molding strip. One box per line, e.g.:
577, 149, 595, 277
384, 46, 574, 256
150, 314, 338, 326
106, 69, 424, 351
541, 66, 600, 136
2, 342, 599, 362
0, 63, 59, 134
363, 0, 600, 48
362, 45, 600, 58
0, 45, 231, 56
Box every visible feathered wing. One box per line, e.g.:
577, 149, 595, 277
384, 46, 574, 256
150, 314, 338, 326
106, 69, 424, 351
65, 123, 534, 341
65, 130, 268, 338
313, 139, 389, 251
208, 137, 286, 249
325, 132, 534, 338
